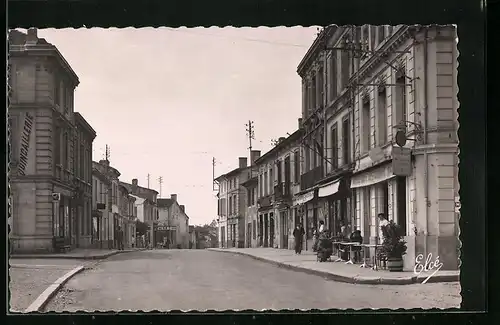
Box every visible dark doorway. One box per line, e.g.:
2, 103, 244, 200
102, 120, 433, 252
220, 226, 225, 248
269, 213, 274, 247
247, 222, 251, 248
382, 182, 389, 217
259, 215, 263, 246
264, 214, 269, 247
396, 176, 407, 235
313, 208, 318, 232
281, 211, 288, 249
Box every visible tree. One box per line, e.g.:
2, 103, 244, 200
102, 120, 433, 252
135, 220, 150, 237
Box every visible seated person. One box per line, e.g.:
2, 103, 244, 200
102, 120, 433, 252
349, 229, 363, 262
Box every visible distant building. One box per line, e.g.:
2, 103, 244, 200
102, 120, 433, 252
215, 157, 253, 248
92, 164, 111, 249
9, 28, 96, 253
188, 225, 197, 249
156, 194, 190, 248
241, 150, 261, 248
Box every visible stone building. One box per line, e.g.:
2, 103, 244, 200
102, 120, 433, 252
157, 194, 190, 248
8, 28, 96, 253
296, 25, 459, 270
254, 130, 303, 250
215, 157, 252, 248
241, 150, 261, 248
92, 165, 111, 249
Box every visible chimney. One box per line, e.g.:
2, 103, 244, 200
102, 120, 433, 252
250, 150, 261, 165
132, 179, 138, 186
298, 118, 303, 128
239, 157, 247, 169
26, 28, 38, 45
171, 194, 177, 202
279, 137, 286, 143
180, 205, 185, 213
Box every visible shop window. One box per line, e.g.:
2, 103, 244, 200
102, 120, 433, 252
340, 38, 350, 90
294, 151, 300, 183
252, 220, 256, 240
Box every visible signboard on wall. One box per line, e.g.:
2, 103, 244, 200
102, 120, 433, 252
392, 146, 412, 176
10, 112, 36, 176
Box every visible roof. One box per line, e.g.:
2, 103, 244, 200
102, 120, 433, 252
74, 112, 97, 139
118, 184, 129, 194
9, 29, 80, 87
215, 166, 248, 182
157, 198, 174, 209
120, 181, 159, 195
296, 26, 337, 76
254, 129, 303, 165
92, 160, 121, 178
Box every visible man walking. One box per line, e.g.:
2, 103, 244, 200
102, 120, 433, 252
293, 223, 305, 254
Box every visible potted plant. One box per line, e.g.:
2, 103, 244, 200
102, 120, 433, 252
379, 220, 407, 272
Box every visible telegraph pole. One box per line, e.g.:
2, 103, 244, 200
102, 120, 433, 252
105, 144, 110, 161
147, 174, 150, 189
158, 176, 163, 197
245, 120, 255, 174
212, 157, 217, 191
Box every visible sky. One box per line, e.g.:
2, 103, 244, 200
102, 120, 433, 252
37, 27, 319, 226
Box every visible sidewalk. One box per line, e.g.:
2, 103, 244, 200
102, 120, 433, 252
10, 248, 146, 260
209, 248, 460, 285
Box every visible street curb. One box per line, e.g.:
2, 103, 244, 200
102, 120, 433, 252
24, 265, 85, 313
209, 249, 459, 285
10, 248, 147, 260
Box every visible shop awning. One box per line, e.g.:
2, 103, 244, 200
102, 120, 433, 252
318, 179, 341, 198
293, 191, 314, 206
350, 163, 395, 188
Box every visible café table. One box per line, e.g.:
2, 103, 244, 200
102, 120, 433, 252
362, 243, 380, 271
340, 242, 358, 264
332, 241, 343, 262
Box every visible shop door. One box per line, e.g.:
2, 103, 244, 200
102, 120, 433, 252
281, 212, 288, 249
259, 215, 263, 246
247, 223, 251, 248
264, 214, 268, 247
221, 226, 225, 248
269, 213, 274, 247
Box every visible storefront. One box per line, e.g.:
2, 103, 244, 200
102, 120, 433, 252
292, 190, 314, 251
317, 176, 352, 237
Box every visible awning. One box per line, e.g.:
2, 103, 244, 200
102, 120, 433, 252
293, 191, 314, 206
318, 179, 341, 198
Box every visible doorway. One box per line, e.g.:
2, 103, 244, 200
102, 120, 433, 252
264, 214, 269, 247
269, 213, 274, 248
247, 222, 251, 248
396, 176, 407, 235
280, 211, 288, 249
259, 215, 263, 246
220, 226, 225, 248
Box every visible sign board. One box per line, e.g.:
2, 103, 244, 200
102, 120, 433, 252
156, 225, 176, 231
392, 146, 412, 176
351, 164, 394, 188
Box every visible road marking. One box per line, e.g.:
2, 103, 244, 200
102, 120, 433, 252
24, 265, 84, 313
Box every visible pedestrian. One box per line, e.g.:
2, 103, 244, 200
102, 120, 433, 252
131, 235, 135, 248
117, 226, 124, 250
293, 223, 305, 254
377, 213, 389, 244
318, 220, 325, 233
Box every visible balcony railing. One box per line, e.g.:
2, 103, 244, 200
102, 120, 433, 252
300, 166, 323, 191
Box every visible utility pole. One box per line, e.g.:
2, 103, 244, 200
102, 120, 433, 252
105, 144, 110, 161
147, 174, 150, 189
212, 157, 217, 191
245, 120, 255, 175
158, 176, 163, 197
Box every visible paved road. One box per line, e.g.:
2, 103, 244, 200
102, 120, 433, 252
44, 250, 461, 311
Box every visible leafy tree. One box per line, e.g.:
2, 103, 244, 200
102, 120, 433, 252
135, 220, 150, 236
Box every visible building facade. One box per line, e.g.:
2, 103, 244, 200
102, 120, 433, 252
8, 28, 97, 253
254, 131, 302, 250
215, 157, 252, 248
295, 25, 459, 270
92, 164, 111, 249
74, 113, 96, 248
241, 150, 261, 248
156, 194, 190, 248
120, 179, 158, 247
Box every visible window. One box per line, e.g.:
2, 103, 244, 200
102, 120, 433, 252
331, 125, 338, 169
79, 145, 84, 178
252, 220, 256, 240
329, 51, 338, 101
341, 39, 350, 89
264, 171, 268, 196
247, 188, 252, 207
377, 86, 387, 145
311, 75, 317, 110
343, 118, 351, 165
233, 196, 237, 214
362, 98, 371, 152
362, 25, 370, 51
277, 160, 282, 184
395, 70, 407, 128
294, 151, 300, 183
259, 174, 263, 197
302, 80, 308, 116
317, 132, 324, 167
229, 196, 233, 215
63, 87, 69, 114
63, 132, 68, 169
62, 84, 67, 113
93, 179, 97, 204
318, 66, 324, 108
304, 146, 310, 172
54, 78, 60, 106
